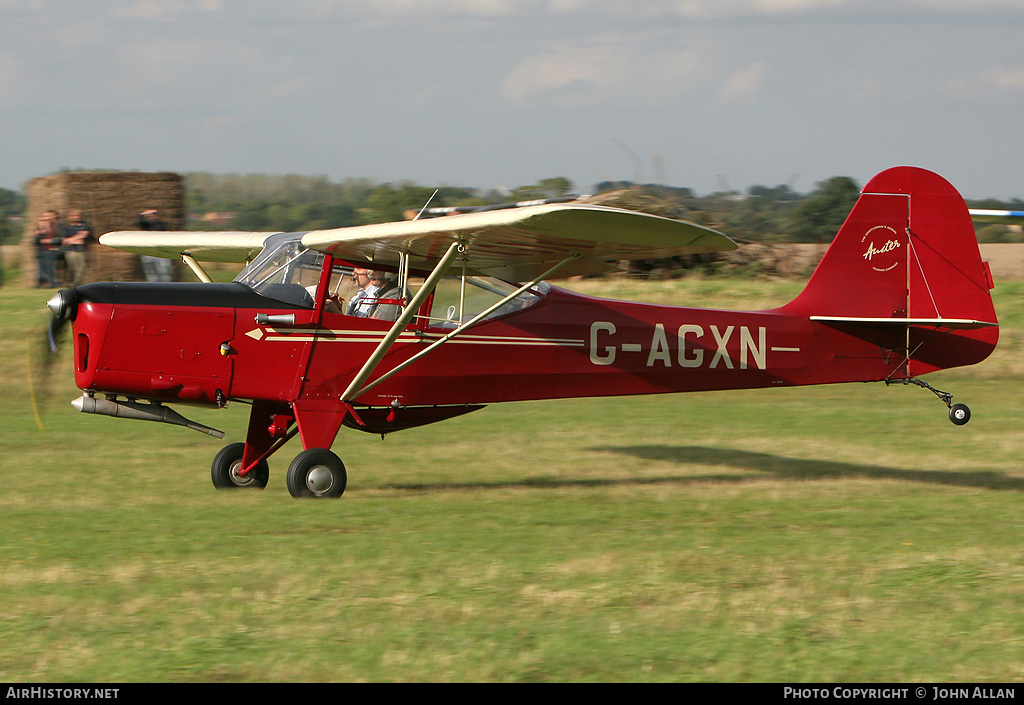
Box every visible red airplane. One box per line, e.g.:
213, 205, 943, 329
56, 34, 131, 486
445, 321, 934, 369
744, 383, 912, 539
45, 166, 998, 498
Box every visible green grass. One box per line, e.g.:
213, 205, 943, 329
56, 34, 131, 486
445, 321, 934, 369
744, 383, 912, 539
1, 277, 1023, 682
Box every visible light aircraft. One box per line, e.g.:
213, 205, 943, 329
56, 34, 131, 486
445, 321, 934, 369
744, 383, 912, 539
44, 166, 998, 498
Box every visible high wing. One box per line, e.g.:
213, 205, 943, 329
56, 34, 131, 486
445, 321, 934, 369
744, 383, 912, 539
98, 205, 736, 280
300, 203, 736, 279
98, 231, 276, 263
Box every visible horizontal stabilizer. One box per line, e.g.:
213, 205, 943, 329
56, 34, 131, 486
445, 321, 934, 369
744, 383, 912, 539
811, 316, 998, 330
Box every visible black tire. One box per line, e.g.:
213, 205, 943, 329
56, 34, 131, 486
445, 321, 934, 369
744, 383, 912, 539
211, 442, 270, 489
286, 448, 347, 498
949, 403, 971, 426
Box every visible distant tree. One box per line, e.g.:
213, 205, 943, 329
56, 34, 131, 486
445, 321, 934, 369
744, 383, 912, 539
967, 197, 1024, 211
788, 176, 860, 243
230, 199, 274, 230
0, 187, 26, 246
748, 184, 801, 202
595, 181, 696, 203
975, 224, 1023, 243
358, 182, 447, 224
365, 184, 481, 223
511, 177, 574, 201
713, 202, 781, 243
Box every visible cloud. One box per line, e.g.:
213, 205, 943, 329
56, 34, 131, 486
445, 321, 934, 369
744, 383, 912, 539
107, 37, 214, 96
74, 0, 1024, 27
718, 60, 768, 103
501, 32, 708, 105
752, 0, 849, 12
908, 0, 1024, 11
944, 65, 1024, 100
501, 44, 626, 103
0, 51, 27, 108
112, 0, 223, 21
977, 66, 1024, 92
270, 0, 544, 20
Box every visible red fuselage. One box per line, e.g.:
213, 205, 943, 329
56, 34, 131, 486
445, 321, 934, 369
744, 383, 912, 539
70, 281, 995, 418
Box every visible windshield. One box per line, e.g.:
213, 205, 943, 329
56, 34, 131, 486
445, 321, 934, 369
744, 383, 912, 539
235, 233, 323, 308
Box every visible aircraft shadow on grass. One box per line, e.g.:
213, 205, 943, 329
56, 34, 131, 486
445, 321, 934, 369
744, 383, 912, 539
377, 446, 1023, 494
588, 445, 1024, 494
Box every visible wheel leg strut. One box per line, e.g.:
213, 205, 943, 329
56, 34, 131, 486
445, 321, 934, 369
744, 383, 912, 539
888, 378, 971, 425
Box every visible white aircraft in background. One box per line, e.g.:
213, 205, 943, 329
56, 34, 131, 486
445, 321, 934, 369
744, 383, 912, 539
969, 208, 1024, 222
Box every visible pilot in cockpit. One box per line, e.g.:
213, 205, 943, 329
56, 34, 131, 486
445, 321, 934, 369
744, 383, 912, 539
296, 262, 352, 315
345, 268, 377, 317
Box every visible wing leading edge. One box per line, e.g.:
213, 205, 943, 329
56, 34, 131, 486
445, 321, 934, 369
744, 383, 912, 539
99, 231, 277, 263
301, 203, 736, 280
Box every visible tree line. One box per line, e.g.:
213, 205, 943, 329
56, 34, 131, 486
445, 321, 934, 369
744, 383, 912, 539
3, 173, 1023, 246
0, 188, 26, 246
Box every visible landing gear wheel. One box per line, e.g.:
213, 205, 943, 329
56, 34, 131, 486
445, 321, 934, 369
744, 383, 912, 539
211, 442, 269, 489
949, 403, 971, 426
286, 448, 347, 498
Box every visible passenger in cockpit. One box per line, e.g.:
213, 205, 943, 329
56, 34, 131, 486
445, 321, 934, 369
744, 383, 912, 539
346, 268, 379, 317
371, 273, 403, 321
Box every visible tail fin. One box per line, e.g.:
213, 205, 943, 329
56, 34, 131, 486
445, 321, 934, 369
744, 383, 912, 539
782, 166, 998, 376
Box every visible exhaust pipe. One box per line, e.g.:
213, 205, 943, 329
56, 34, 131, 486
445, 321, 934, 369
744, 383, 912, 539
72, 394, 225, 439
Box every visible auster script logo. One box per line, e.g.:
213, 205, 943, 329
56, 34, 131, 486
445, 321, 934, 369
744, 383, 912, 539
861, 225, 901, 272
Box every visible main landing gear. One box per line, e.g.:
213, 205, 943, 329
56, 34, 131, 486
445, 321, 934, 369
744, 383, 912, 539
211, 444, 348, 497
889, 378, 971, 426
211, 442, 270, 489
209, 401, 350, 498
286, 448, 347, 498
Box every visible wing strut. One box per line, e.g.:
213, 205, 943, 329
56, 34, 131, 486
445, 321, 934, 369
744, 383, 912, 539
350, 255, 577, 400
181, 253, 213, 283
339, 241, 463, 402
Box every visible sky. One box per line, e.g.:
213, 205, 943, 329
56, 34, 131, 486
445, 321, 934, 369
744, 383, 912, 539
2, 0, 1024, 200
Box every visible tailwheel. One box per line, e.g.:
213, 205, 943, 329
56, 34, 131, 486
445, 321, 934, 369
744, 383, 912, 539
949, 403, 971, 426
211, 442, 270, 489
286, 448, 347, 498
889, 378, 972, 426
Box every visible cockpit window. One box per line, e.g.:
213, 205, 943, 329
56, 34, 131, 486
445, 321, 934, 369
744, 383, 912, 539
235, 233, 550, 322
425, 276, 549, 328
235, 234, 322, 308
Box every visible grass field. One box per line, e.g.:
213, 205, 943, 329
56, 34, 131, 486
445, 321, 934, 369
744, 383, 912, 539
1, 275, 1022, 682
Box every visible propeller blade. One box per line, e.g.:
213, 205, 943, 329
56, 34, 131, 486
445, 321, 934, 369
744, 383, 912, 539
47, 315, 68, 354
31, 291, 76, 430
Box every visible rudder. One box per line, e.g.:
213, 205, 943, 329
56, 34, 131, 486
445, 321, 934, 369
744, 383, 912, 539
783, 166, 998, 375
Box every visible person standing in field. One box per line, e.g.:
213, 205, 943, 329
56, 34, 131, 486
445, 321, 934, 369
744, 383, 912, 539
33, 210, 62, 288
61, 208, 94, 287
137, 208, 173, 282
